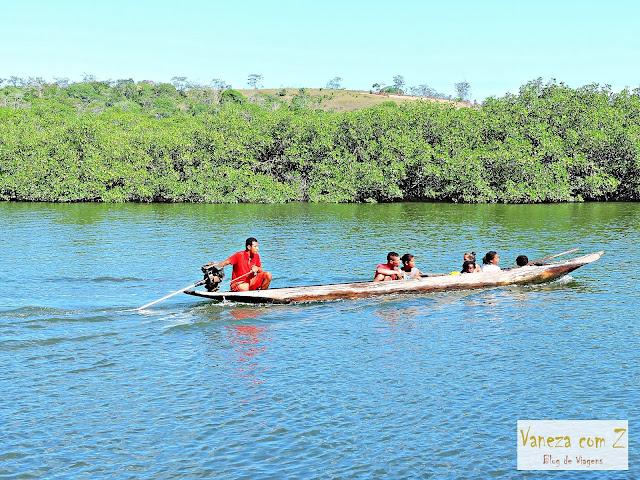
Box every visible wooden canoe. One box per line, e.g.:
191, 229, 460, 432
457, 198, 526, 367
184, 251, 603, 305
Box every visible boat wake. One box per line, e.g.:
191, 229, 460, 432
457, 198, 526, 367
550, 274, 574, 285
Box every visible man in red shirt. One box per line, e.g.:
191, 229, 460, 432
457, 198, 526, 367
217, 237, 272, 291
374, 252, 403, 281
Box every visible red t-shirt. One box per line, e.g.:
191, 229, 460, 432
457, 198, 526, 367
376, 263, 401, 279
227, 250, 262, 282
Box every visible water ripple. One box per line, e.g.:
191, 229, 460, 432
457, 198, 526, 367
0, 202, 637, 479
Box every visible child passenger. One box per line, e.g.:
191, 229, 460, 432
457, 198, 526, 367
481, 251, 501, 272
463, 252, 482, 272
400, 253, 423, 279
461, 261, 477, 274
516, 255, 529, 266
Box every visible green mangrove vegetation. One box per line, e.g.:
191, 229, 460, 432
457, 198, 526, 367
1, 78, 639, 203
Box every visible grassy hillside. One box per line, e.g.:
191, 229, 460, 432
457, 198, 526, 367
237, 88, 473, 112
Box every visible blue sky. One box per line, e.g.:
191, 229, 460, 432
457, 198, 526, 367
3, 0, 638, 100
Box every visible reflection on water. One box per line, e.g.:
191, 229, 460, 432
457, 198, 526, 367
229, 308, 266, 321
225, 324, 270, 400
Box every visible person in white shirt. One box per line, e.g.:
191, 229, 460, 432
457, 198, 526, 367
400, 253, 423, 279
481, 251, 501, 272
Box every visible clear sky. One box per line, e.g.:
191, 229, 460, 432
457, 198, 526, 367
3, 0, 638, 101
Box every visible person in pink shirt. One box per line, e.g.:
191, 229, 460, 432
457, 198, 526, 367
374, 252, 403, 281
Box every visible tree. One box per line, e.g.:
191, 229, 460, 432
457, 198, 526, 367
247, 74, 263, 89
410, 85, 423, 96
171, 76, 189, 91
211, 78, 230, 90
153, 98, 177, 118
112, 79, 137, 100
291, 88, 313, 110
381, 86, 402, 94
152, 83, 179, 97
411, 84, 441, 98
8, 76, 26, 87
454, 80, 471, 100
220, 89, 246, 104
372, 83, 384, 93
27, 76, 46, 87
392, 75, 405, 93
54, 77, 70, 88
82, 73, 97, 83
27, 77, 47, 98
325, 77, 342, 89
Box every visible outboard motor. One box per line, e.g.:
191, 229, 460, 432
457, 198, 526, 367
201, 262, 225, 291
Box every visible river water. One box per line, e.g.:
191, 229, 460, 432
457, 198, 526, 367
0, 202, 637, 479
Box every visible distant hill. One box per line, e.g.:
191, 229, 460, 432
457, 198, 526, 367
236, 88, 475, 112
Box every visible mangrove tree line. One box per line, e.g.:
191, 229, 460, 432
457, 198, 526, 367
1, 78, 639, 203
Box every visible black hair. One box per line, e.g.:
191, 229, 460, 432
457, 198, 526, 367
516, 255, 529, 267
387, 251, 400, 261
461, 260, 476, 273
245, 237, 258, 250
464, 252, 476, 262
482, 251, 498, 265
401, 253, 414, 265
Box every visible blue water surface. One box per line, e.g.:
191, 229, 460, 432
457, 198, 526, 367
0, 202, 637, 479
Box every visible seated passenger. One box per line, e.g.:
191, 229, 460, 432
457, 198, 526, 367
481, 251, 501, 272
461, 260, 477, 274
516, 255, 529, 267
400, 253, 423, 280
374, 252, 403, 281
463, 252, 482, 272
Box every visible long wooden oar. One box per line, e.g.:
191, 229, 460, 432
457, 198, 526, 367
527, 248, 579, 265
137, 269, 257, 311
137, 280, 206, 311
